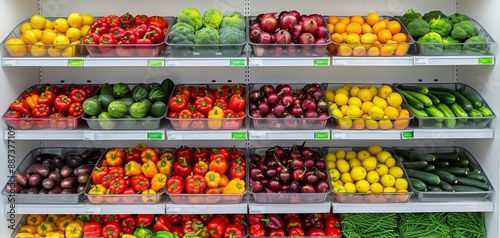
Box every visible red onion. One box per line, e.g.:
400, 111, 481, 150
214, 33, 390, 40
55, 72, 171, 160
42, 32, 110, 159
314, 25, 329, 39
278, 10, 289, 20
250, 28, 262, 42
271, 46, 284, 56
250, 22, 261, 30
260, 14, 279, 33
287, 43, 299, 56
289, 10, 301, 20
298, 32, 315, 44
314, 38, 328, 55
309, 14, 325, 26
280, 93, 294, 107
299, 14, 309, 22
274, 29, 292, 44
257, 32, 273, 44
249, 90, 263, 102
266, 92, 280, 107
280, 13, 297, 30
250, 110, 262, 118
284, 114, 298, 129
290, 104, 304, 117
291, 24, 302, 42
304, 110, 318, 118
300, 17, 318, 34
253, 46, 267, 56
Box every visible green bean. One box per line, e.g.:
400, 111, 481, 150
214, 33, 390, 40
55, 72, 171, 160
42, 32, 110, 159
341, 213, 398, 238
399, 213, 450, 238
447, 212, 486, 238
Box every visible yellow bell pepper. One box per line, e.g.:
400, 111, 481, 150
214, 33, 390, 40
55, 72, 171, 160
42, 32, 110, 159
125, 160, 143, 176
156, 157, 172, 175
45, 231, 64, 238
65, 220, 83, 238
26, 94, 39, 109
142, 188, 157, 203
26, 214, 45, 226
221, 178, 246, 194
88, 184, 107, 204
15, 232, 34, 237
19, 225, 38, 234
45, 214, 60, 223
37, 222, 56, 236
55, 215, 73, 232
141, 160, 159, 178
151, 173, 167, 192
208, 106, 224, 129
205, 171, 221, 188
122, 234, 138, 238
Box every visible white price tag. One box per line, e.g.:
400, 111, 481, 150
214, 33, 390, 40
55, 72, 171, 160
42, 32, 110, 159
249, 206, 266, 214
166, 61, 180, 66
332, 133, 347, 139
414, 58, 429, 65
85, 207, 101, 214
333, 60, 348, 66
250, 59, 263, 66
166, 207, 182, 214
3, 60, 16, 66
167, 133, 182, 140
83, 132, 96, 140
249, 131, 265, 139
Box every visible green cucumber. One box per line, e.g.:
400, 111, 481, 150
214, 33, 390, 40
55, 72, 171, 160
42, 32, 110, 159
427, 185, 442, 192
432, 169, 458, 184
422, 164, 435, 172
452, 185, 485, 192
468, 163, 482, 174
439, 180, 455, 191
430, 161, 449, 168
393, 148, 436, 162
437, 167, 469, 176
427, 91, 455, 104
457, 88, 482, 109
402, 161, 428, 170
426, 92, 440, 105
397, 84, 429, 94
406, 169, 441, 186
466, 172, 487, 182
403, 90, 433, 107
423, 106, 445, 122
477, 106, 493, 117
450, 102, 469, 122
409, 105, 428, 117
428, 87, 473, 112
435, 103, 456, 128
467, 109, 483, 121
400, 90, 424, 109
409, 178, 428, 192
431, 152, 460, 161
448, 158, 469, 167
456, 177, 490, 190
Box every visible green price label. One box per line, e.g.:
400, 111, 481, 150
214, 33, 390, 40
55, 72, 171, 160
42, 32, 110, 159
478, 57, 493, 65
232, 132, 247, 140
147, 132, 164, 140
230, 59, 245, 67
313, 59, 329, 66
401, 131, 414, 139
314, 132, 329, 140
68, 59, 83, 67
147, 59, 163, 66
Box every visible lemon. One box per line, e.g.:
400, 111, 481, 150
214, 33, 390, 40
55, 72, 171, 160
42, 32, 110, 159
340, 105, 349, 115
82, 14, 95, 26
67, 12, 84, 28
327, 161, 336, 169
395, 178, 409, 190
20, 22, 33, 34
333, 185, 347, 193
385, 157, 396, 168
350, 166, 367, 181
330, 169, 341, 181
31, 29, 43, 41
346, 33, 361, 44
389, 166, 404, 178
336, 160, 350, 173
332, 108, 344, 119
345, 151, 357, 160
53, 18, 69, 33
368, 105, 384, 118
61, 45, 77, 57
381, 174, 396, 187
21, 30, 38, 45
80, 25, 91, 37
362, 156, 378, 171
384, 106, 399, 118
344, 182, 357, 193
346, 105, 363, 118
361, 101, 374, 114
365, 117, 379, 129
356, 180, 370, 193
387, 92, 403, 107
53, 35, 70, 49
335, 87, 349, 96
366, 171, 380, 183
372, 96, 388, 109
335, 149, 346, 160
379, 116, 393, 129
341, 84, 351, 91
364, 85, 378, 97
376, 151, 392, 163
348, 97, 362, 108
356, 150, 371, 160
370, 182, 384, 193
47, 46, 62, 57
326, 153, 337, 162
65, 27, 82, 41
341, 172, 354, 183
325, 89, 335, 102
368, 145, 383, 155
44, 19, 53, 30
375, 164, 389, 176
41, 29, 57, 45
329, 103, 338, 111
334, 180, 344, 186
30, 42, 47, 57
30, 14, 46, 30
357, 88, 373, 102
378, 85, 393, 99
338, 117, 353, 129
383, 187, 397, 193
334, 93, 349, 106
350, 86, 361, 97
348, 158, 361, 168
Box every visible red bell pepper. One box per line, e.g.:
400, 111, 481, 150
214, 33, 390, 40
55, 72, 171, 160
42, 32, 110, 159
145, 25, 165, 44
177, 109, 193, 129
60, 83, 78, 96
4, 110, 21, 127
325, 216, 342, 236
210, 148, 229, 163
224, 224, 244, 238
125, 147, 141, 162
306, 227, 326, 236
68, 102, 84, 117
231, 214, 247, 230
229, 94, 245, 112
91, 19, 109, 35
40, 83, 59, 94
136, 214, 155, 228
21, 87, 40, 100
102, 221, 121, 238
166, 214, 181, 225
193, 160, 209, 176
32, 103, 50, 118
103, 215, 120, 224
230, 162, 245, 180
92, 167, 109, 184
175, 86, 191, 100
121, 215, 136, 234
84, 32, 100, 45
207, 217, 226, 238
82, 85, 96, 96
109, 26, 124, 41
182, 218, 204, 236
268, 229, 286, 237
194, 96, 214, 114
54, 95, 72, 112
101, 174, 113, 188
134, 14, 149, 26
249, 223, 265, 237
167, 175, 184, 194
215, 87, 229, 100
231, 84, 245, 95
173, 157, 192, 178
261, 214, 284, 230
326, 226, 342, 236
248, 214, 264, 225
154, 214, 172, 231
288, 227, 305, 237
108, 177, 127, 194
109, 167, 125, 178
18, 115, 35, 129
148, 16, 168, 28
120, 12, 134, 26
119, 30, 138, 44
49, 113, 66, 129
83, 221, 102, 237
131, 175, 150, 192
99, 34, 117, 54
37, 91, 55, 105
122, 187, 139, 204
176, 145, 193, 165
106, 15, 122, 28
191, 112, 206, 129
69, 88, 87, 103
214, 98, 228, 110
209, 158, 228, 175
10, 100, 31, 115
168, 95, 188, 112
185, 173, 207, 194
193, 147, 209, 161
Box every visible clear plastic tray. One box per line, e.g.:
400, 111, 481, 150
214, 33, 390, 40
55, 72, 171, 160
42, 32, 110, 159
411, 18, 496, 56
397, 83, 495, 129
328, 16, 414, 57
0, 17, 84, 57
248, 15, 332, 57
248, 83, 330, 130
393, 146, 494, 202
325, 83, 413, 130
326, 147, 413, 203
248, 147, 331, 204
82, 17, 173, 57
2, 147, 105, 204
166, 18, 247, 57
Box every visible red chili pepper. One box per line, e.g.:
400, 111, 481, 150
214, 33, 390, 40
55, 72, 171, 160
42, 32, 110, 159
121, 215, 136, 234
32, 103, 50, 118
37, 91, 55, 105
185, 173, 207, 194
134, 14, 149, 26
68, 102, 84, 117
102, 221, 121, 238
54, 95, 72, 112
131, 175, 150, 192
166, 175, 184, 194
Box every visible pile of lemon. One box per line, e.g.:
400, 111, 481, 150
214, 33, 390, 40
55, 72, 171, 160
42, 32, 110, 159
325, 84, 410, 130
5, 12, 94, 57
327, 145, 409, 199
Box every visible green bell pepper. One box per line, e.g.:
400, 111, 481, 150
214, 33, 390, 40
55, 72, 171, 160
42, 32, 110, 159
133, 227, 153, 238
155, 231, 179, 238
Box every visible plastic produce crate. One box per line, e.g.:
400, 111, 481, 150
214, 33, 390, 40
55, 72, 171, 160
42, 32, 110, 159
393, 146, 494, 202
328, 16, 414, 57
82, 17, 173, 57
248, 83, 330, 130
325, 147, 413, 203
325, 83, 413, 130
397, 83, 495, 129
2, 147, 105, 204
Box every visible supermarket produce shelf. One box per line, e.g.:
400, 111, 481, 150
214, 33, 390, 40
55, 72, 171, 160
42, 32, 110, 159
248, 129, 330, 140
412, 128, 494, 139
165, 57, 247, 67
332, 199, 494, 213
331, 56, 414, 66
248, 202, 332, 214
331, 129, 404, 140
413, 56, 495, 66
167, 130, 248, 140
166, 202, 248, 214
3, 127, 166, 140
248, 57, 331, 67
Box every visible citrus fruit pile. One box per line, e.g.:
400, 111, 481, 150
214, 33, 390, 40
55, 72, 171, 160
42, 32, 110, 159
326, 12, 411, 56
326, 145, 410, 203
5, 12, 94, 57
325, 84, 410, 130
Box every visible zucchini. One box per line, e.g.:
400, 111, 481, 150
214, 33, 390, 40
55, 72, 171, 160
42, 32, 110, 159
439, 180, 455, 191
450, 102, 469, 122
437, 167, 469, 176
456, 177, 490, 190
406, 169, 441, 186
432, 169, 458, 184
448, 158, 469, 167
400, 90, 424, 109
430, 161, 449, 168
426, 92, 440, 105
435, 103, 456, 128
422, 164, 435, 172
466, 172, 487, 182
402, 161, 428, 170
403, 90, 433, 107
427, 185, 442, 192
409, 178, 428, 192
452, 185, 485, 192
423, 106, 445, 122
393, 148, 436, 162
427, 90, 455, 104
428, 87, 473, 112
477, 106, 493, 117
397, 84, 429, 94
457, 88, 482, 109
409, 105, 428, 117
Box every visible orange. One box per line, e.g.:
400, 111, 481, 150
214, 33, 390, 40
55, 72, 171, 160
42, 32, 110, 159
367, 47, 380, 56
394, 109, 410, 129
379, 117, 393, 129
365, 118, 379, 129
334, 22, 347, 34
353, 119, 365, 129
384, 106, 399, 118
328, 24, 335, 35
377, 29, 392, 43
373, 40, 383, 50
380, 19, 390, 24
366, 12, 380, 26
392, 33, 407, 43
338, 44, 352, 56
395, 44, 409, 56
346, 23, 362, 35
340, 17, 351, 24
350, 15, 365, 25
372, 21, 386, 34
331, 33, 344, 44
361, 23, 373, 34
352, 45, 366, 56
328, 16, 340, 25
380, 45, 395, 56
386, 20, 402, 35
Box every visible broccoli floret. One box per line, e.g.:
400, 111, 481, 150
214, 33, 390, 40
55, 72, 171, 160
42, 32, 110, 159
168, 25, 195, 56
194, 27, 220, 56
171, 22, 195, 34
177, 7, 203, 31
220, 11, 246, 32
429, 16, 453, 37
451, 20, 478, 41
400, 8, 423, 26
203, 9, 223, 29
423, 10, 447, 22
219, 28, 245, 56
463, 36, 489, 55
418, 32, 444, 55
449, 13, 470, 25
407, 18, 430, 39
442, 36, 462, 53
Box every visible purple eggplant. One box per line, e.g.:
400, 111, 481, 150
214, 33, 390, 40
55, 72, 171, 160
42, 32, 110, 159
250, 180, 264, 193
250, 168, 264, 181
316, 180, 329, 193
